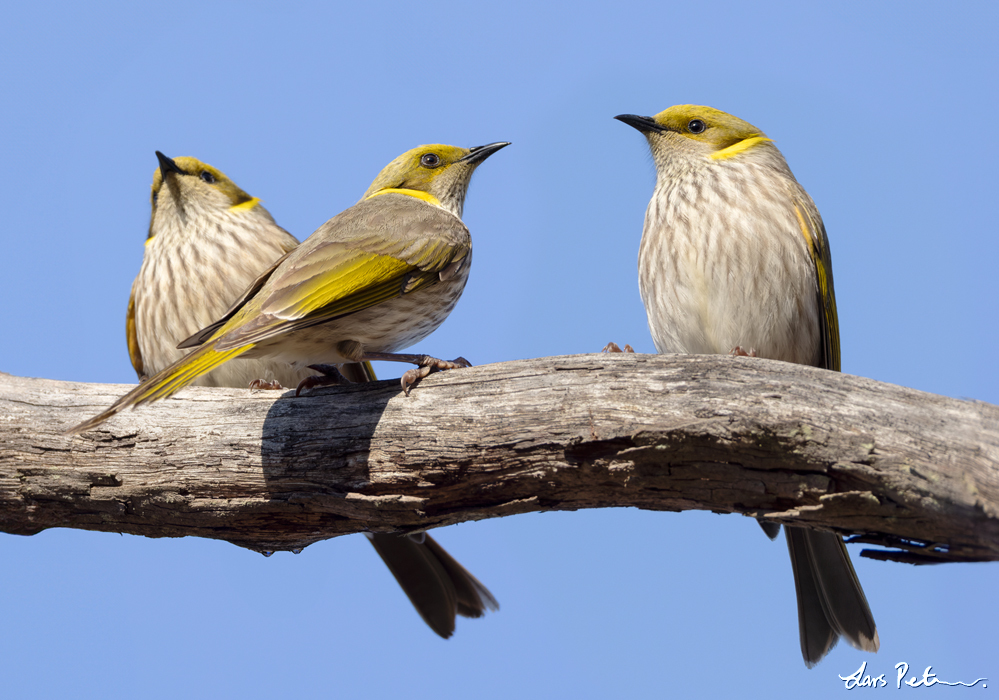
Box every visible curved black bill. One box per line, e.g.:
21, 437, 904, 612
461, 142, 511, 164
614, 114, 663, 133
155, 151, 184, 175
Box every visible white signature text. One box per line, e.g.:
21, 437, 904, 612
839, 662, 987, 689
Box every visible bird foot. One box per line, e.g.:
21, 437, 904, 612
360, 352, 472, 395
295, 364, 352, 396
602, 342, 635, 353
729, 346, 757, 357
249, 379, 284, 392
400, 356, 472, 396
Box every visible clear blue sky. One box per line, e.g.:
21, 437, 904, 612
1, 1, 996, 697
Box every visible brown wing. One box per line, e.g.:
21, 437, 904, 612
211, 195, 471, 350
125, 276, 145, 380
791, 187, 840, 372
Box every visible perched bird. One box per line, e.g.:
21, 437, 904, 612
127, 152, 311, 389
616, 105, 878, 666
114, 150, 501, 638
71, 141, 507, 432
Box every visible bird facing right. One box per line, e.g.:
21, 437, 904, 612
126, 150, 498, 640
616, 104, 878, 666
70, 141, 509, 434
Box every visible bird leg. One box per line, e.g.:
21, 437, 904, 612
729, 346, 757, 357
602, 342, 635, 353
361, 352, 472, 395
295, 364, 352, 396
248, 379, 284, 391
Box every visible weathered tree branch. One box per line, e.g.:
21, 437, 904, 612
1, 354, 997, 563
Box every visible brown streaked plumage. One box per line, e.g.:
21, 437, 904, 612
618, 105, 876, 667
115, 150, 501, 639
71, 142, 508, 434
128, 152, 312, 389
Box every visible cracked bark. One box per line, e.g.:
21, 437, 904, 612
1, 354, 997, 563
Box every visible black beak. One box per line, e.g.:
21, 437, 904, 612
614, 114, 663, 134
155, 151, 184, 176
461, 142, 511, 164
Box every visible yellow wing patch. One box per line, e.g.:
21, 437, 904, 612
212, 248, 445, 350
66, 340, 253, 435
793, 202, 841, 372
139, 344, 253, 403
125, 286, 144, 379
793, 204, 816, 250
279, 253, 413, 318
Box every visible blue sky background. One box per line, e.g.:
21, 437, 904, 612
2, 1, 997, 697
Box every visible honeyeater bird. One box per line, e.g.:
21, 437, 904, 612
91, 147, 504, 637
71, 140, 507, 428
615, 105, 878, 666
127, 152, 313, 389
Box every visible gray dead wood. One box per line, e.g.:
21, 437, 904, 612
1, 354, 996, 563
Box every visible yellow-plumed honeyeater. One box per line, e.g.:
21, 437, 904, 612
81, 147, 506, 637
127, 152, 314, 389
616, 105, 877, 667
72, 141, 507, 432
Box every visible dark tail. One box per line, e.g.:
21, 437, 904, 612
786, 526, 879, 666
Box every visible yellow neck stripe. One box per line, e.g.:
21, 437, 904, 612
366, 188, 441, 207
230, 196, 261, 212
710, 136, 773, 161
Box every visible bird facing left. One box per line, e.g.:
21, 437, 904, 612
615, 104, 877, 667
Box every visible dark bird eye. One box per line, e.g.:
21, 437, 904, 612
687, 119, 706, 134
200, 171, 216, 184
420, 153, 441, 168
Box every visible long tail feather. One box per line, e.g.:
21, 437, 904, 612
67, 339, 254, 434
786, 525, 879, 666
364, 532, 498, 638
422, 533, 499, 618
786, 526, 839, 666
803, 528, 879, 653
365, 532, 459, 638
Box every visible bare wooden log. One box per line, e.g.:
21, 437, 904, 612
1, 354, 996, 562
